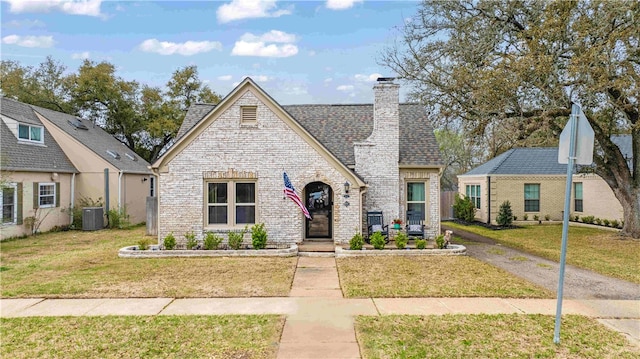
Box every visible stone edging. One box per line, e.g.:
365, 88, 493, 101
334, 244, 466, 258
118, 244, 298, 258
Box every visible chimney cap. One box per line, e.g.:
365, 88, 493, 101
376, 77, 396, 82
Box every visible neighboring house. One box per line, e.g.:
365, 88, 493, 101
1, 97, 154, 240
457, 137, 631, 224
151, 77, 443, 244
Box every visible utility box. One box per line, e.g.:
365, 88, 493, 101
82, 207, 104, 231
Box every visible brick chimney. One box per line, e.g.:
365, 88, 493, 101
354, 77, 400, 222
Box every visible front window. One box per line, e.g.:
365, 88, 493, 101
407, 182, 426, 220
206, 181, 255, 226
524, 183, 540, 212
39, 183, 55, 208
574, 182, 583, 212
18, 124, 44, 143
2, 184, 17, 224
466, 184, 481, 209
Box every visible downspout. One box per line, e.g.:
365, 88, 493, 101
487, 176, 491, 224
70, 173, 76, 224
118, 171, 123, 212
359, 185, 368, 235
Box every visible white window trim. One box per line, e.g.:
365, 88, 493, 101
38, 182, 56, 208
205, 180, 257, 227
18, 123, 44, 144
1, 183, 18, 225
466, 184, 481, 209
406, 181, 427, 221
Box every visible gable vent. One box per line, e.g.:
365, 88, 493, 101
241, 106, 257, 124
106, 150, 121, 160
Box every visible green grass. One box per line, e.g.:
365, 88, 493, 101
356, 314, 639, 358
445, 222, 640, 284
1, 315, 284, 359
337, 256, 552, 298
0, 227, 297, 298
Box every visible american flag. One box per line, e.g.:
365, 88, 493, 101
283, 172, 312, 219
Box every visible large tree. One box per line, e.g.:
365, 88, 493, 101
382, 0, 639, 238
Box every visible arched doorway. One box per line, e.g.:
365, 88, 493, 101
304, 182, 333, 239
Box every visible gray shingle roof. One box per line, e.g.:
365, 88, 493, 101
30, 105, 152, 174
1, 97, 77, 173
178, 102, 443, 167
461, 148, 567, 176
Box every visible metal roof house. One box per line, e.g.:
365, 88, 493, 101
151, 77, 443, 245
1, 97, 153, 239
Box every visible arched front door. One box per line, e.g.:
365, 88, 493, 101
304, 182, 333, 239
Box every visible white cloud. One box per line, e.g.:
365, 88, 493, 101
218, 75, 233, 81
138, 39, 222, 56
324, 78, 333, 84
355, 73, 382, 82
217, 0, 292, 23
244, 75, 270, 82
3, 19, 46, 28
326, 0, 363, 10
232, 31, 298, 58
336, 85, 354, 92
2, 35, 54, 48
4, 0, 104, 17
71, 51, 90, 59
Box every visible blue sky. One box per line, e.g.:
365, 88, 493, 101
1, 0, 420, 104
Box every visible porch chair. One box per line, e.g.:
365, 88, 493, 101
366, 210, 389, 243
405, 210, 426, 239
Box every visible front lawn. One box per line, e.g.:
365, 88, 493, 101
444, 222, 640, 284
356, 314, 639, 358
1, 315, 284, 359
0, 227, 297, 298
337, 256, 553, 298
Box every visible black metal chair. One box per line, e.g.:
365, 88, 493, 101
366, 210, 389, 243
405, 210, 426, 239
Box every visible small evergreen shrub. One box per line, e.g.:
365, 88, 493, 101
370, 232, 386, 250
395, 231, 409, 249
603, 219, 610, 227
581, 215, 595, 224
523, 214, 529, 221
185, 231, 197, 250
415, 239, 427, 249
107, 208, 131, 229
435, 234, 445, 249
513, 215, 518, 221
496, 201, 513, 226
251, 223, 268, 249
610, 219, 620, 228
137, 238, 150, 250
203, 232, 222, 250
453, 194, 476, 222
228, 227, 247, 250
545, 214, 551, 221
533, 214, 540, 221
349, 232, 364, 250
573, 215, 580, 221
163, 232, 176, 250
594, 218, 602, 226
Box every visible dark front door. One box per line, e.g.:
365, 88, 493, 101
304, 182, 333, 238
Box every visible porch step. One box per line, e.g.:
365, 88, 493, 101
297, 242, 335, 254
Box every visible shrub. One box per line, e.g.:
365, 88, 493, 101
594, 218, 602, 226
395, 231, 409, 249
573, 215, 580, 221
349, 232, 364, 250
523, 214, 529, 221
107, 208, 130, 229
513, 215, 518, 221
453, 194, 476, 222
185, 231, 197, 250
496, 201, 513, 226
610, 219, 620, 228
203, 232, 222, 250
603, 219, 610, 227
251, 223, 268, 249
435, 234, 445, 249
370, 232, 386, 250
415, 239, 427, 249
533, 214, 540, 221
163, 232, 176, 250
228, 227, 247, 250
137, 238, 150, 250
581, 215, 595, 224
545, 214, 551, 221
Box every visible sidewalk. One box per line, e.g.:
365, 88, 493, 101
1, 257, 639, 357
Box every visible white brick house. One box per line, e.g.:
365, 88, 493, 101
151, 77, 443, 244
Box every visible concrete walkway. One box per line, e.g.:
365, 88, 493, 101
1, 257, 639, 357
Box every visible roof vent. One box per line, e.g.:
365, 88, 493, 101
68, 118, 89, 130
125, 153, 137, 161
106, 150, 121, 160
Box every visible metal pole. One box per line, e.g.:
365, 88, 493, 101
554, 106, 578, 344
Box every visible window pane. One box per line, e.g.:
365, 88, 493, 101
30, 126, 42, 141
524, 184, 539, 199
236, 183, 255, 203
208, 183, 227, 204
40, 184, 54, 196
407, 183, 425, 201
236, 205, 255, 224
574, 183, 583, 199
208, 206, 227, 224
2, 188, 14, 223
18, 124, 29, 139
407, 203, 425, 219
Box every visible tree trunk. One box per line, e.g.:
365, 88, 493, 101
615, 186, 640, 239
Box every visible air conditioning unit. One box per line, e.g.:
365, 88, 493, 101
82, 207, 104, 231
